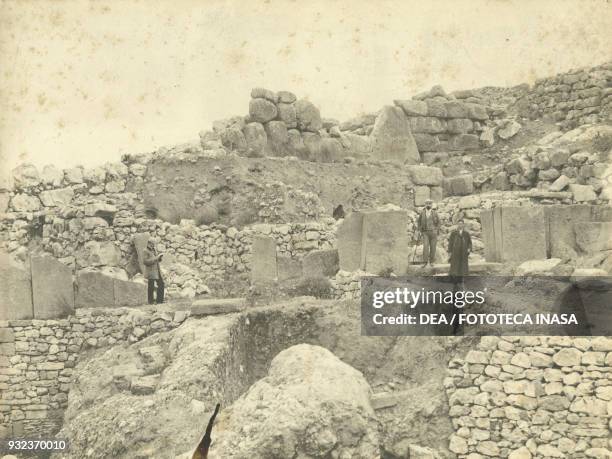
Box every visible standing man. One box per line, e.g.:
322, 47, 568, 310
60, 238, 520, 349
448, 219, 472, 285
144, 239, 165, 304
418, 199, 440, 267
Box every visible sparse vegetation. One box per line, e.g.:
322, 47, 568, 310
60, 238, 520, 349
291, 276, 333, 299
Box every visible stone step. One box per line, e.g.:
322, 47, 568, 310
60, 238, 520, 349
191, 298, 246, 316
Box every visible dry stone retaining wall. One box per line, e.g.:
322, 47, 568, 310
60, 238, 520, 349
445, 336, 612, 459
0, 306, 188, 439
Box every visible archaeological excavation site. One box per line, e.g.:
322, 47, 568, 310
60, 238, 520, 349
1, 60, 612, 459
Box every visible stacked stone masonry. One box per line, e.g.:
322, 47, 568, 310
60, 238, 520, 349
445, 336, 612, 459
0, 306, 188, 439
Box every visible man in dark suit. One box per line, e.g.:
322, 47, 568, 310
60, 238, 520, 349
144, 239, 165, 304
448, 219, 472, 285
418, 199, 440, 267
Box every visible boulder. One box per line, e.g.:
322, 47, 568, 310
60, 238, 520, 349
10, 194, 41, 212
31, 255, 74, 319
407, 165, 443, 186
11, 163, 40, 188
277, 90, 296, 103
444, 101, 469, 118
210, 344, 379, 459
413, 133, 440, 152
250, 87, 277, 103
64, 167, 84, 184
465, 103, 489, 120
446, 118, 473, 134
393, 99, 428, 117
243, 122, 267, 157
448, 134, 479, 151
445, 174, 474, 196
409, 116, 445, 134
41, 164, 64, 186
287, 129, 307, 158
497, 120, 521, 139
480, 127, 496, 147
302, 132, 322, 161
265, 121, 289, 156
39, 187, 74, 207
277, 103, 297, 128
343, 133, 372, 158
76, 241, 122, 267
549, 175, 570, 192
319, 138, 344, 163
219, 125, 247, 152
370, 106, 420, 163
538, 168, 560, 181
295, 99, 323, 132
249, 98, 277, 123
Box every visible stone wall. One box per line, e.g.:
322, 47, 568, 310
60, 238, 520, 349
526, 62, 612, 130
445, 336, 612, 459
0, 306, 188, 439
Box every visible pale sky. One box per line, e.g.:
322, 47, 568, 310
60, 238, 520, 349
1, 0, 611, 171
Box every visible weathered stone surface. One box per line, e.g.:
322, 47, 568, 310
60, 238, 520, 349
516, 258, 562, 275
287, 129, 307, 158
575, 222, 612, 253
413, 133, 440, 152
250, 87, 277, 103
130, 374, 160, 395
498, 120, 521, 139
544, 205, 592, 258
11, 194, 41, 212
302, 249, 339, 278
113, 279, 147, 306
466, 103, 488, 120
501, 207, 548, 262
76, 241, 121, 267
264, 121, 289, 156
41, 164, 64, 186
39, 187, 75, 207
249, 98, 277, 123
362, 210, 409, 275
447, 118, 473, 134
337, 212, 364, 272
295, 99, 322, 132
0, 253, 33, 320
219, 125, 247, 152
250, 236, 277, 283
319, 138, 344, 163
553, 348, 583, 367
31, 255, 74, 319
277, 103, 297, 128
277, 90, 296, 104
11, 163, 41, 188
277, 256, 303, 282
444, 101, 469, 118
210, 344, 379, 458
370, 106, 420, 164
448, 134, 479, 150
570, 184, 597, 202
409, 116, 445, 134
75, 271, 115, 308
302, 132, 322, 161
445, 174, 474, 196
549, 174, 570, 192
343, 133, 372, 158
243, 122, 267, 157
191, 298, 245, 315
414, 186, 430, 206
407, 165, 443, 186
394, 99, 428, 116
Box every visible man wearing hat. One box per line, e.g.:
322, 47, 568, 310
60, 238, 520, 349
143, 239, 165, 304
417, 199, 440, 267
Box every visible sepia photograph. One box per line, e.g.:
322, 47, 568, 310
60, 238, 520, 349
0, 0, 611, 458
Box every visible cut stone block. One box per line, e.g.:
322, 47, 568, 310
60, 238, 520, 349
114, 279, 147, 306
369, 106, 420, 164
414, 186, 430, 206
544, 205, 592, 258
31, 255, 74, 319
362, 210, 409, 275
337, 212, 365, 272
191, 298, 246, 315
75, 271, 115, 308
406, 165, 443, 186
574, 222, 612, 253
0, 253, 33, 320
445, 174, 474, 195
250, 236, 277, 283
302, 249, 339, 278
499, 207, 547, 263
277, 257, 303, 282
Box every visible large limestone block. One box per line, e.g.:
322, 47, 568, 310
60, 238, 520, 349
249, 98, 277, 123
343, 133, 372, 158
319, 138, 344, 163
0, 253, 33, 320
406, 165, 443, 185
302, 249, 339, 278
445, 174, 474, 196
39, 187, 74, 207
544, 205, 592, 258
393, 99, 428, 116
76, 241, 121, 267
243, 122, 267, 157
31, 255, 74, 319
250, 236, 277, 283
191, 298, 245, 316
369, 106, 420, 164
113, 279, 147, 306
362, 210, 409, 275
500, 207, 547, 262
209, 344, 379, 459
574, 222, 612, 253
75, 271, 115, 308
337, 212, 364, 272
11, 163, 40, 188
11, 194, 41, 212
277, 103, 297, 128
302, 132, 322, 161
295, 99, 322, 132
264, 120, 288, 156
